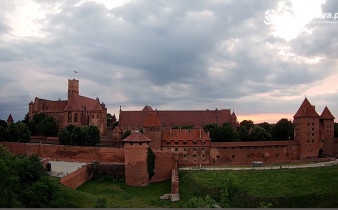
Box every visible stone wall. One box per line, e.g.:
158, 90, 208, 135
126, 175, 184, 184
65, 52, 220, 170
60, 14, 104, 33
1, 142, 125, 163
60, 165, 93, 189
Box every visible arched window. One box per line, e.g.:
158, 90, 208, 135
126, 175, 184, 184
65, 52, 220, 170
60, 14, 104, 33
68, 112, 72, 123
74, 113, 78, 123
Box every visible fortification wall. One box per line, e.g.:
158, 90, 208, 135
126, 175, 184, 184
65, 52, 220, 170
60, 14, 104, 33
60, 165, 93, 189
210, 141, 299, 164
151, 151, 173, 182
1, 142, 125, 163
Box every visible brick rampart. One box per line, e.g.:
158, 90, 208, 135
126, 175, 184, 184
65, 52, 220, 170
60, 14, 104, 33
151, 151, 173, 182
171, 158, 179, 194
1, 142, 125, 163
60, 164, 93, 189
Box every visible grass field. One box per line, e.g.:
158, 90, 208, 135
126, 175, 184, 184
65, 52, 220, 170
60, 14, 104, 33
61, 165, 338, 208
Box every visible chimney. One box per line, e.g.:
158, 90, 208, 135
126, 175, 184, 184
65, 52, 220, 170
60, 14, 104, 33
199, 128, 202, 139
207, 131, 210, 137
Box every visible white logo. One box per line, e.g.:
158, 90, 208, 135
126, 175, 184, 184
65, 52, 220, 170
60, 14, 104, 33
264, 10, 277, 25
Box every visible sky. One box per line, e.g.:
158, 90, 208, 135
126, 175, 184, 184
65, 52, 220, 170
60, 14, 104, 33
0, 0, 337, 124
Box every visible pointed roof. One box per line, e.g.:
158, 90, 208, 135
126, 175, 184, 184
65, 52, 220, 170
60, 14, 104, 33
122, 130, 152, 142
231, 112, 237, 118
7, 114, 13, 122
64, 94, 103, 111
143, 112, 162, 127
320, 106, 335, 119
294, 98, 319, 118
142, 105, 154, 112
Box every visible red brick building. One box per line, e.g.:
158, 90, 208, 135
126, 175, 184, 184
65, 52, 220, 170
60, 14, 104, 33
28, 79, 107, 135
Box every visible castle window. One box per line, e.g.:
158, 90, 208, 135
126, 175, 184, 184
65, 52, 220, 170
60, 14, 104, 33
184, 154, 187, 157
232, 155, 235, 159
193, 154, 196, 157
97, 114, 99, 119
193, 142, 197, 145
175, 148, 178, 151
202, 148, 205, 151
276, 154, 279, 157
175, 142, 178, 145
68, 112, 72, 123
167, 142, 170, 145
239, 147, 242, 149
184, 148, 187, 151
202, 142, 205, 145
194, 148, 196, 151
312, 140, 314, 143
92, 114, 95, 119
202, 154, 205, 157
183, 142, 187, 145
312, 133, 314, 136
139, 143, 142, 145
130, 143, 133, 146
216, 155, 219, 158
74, 113, 78, 123
307, 140, 310, 143
247, 154, 250, 158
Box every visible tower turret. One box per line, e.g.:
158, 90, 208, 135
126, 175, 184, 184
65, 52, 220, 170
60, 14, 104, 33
68, 79, 79, 99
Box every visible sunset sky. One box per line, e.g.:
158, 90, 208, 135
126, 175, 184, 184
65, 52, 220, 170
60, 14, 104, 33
0, 0, 337, 124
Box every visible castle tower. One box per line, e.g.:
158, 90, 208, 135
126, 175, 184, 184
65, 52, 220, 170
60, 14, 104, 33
293, 98, 321, 159
68, 79, 79, 99
123, 131, 151, 186
320, 106, 335, 155
7, 114, 13, 125
143, 111, 162, 150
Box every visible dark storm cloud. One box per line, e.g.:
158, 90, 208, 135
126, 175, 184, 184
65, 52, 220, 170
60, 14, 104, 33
0, 0, 337, 121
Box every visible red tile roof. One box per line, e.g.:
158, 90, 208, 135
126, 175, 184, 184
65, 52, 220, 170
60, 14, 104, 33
122, 131, 152, 142
36, 98, 68, 113
64, 94, 103, 111
143, 112, 161, 127
162, 129, 210, 141
7, 114, 13, 122
320, 106, 335, 119
119, 106, 232, 128
294, 98, 319, 118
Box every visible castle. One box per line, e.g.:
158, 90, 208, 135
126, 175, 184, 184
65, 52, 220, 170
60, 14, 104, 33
28, 79, 107, 135
115, 97, 336, 165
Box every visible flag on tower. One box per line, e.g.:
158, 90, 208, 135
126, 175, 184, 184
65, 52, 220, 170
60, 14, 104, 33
74, 70, 78, 73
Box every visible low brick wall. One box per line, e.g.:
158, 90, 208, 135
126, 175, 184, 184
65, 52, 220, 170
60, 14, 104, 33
60, 165, 93, 189
1, 142, 125, 163
171, 159, 179, 194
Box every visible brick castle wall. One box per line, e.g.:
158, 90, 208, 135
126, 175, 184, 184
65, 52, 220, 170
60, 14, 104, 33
150, 150, 173, 182
1, 142, 125, 163
60, 164, 93, 189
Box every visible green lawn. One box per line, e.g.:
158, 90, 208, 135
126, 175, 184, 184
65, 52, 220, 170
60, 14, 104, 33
62, 165, 338, 208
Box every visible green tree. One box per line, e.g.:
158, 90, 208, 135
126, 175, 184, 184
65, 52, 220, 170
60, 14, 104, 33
334, 123, 338, 138
65, 124, 75, 134
147, 148, 155, 180
219, 174, 240, 208
240, 120, 254, 130
5, 123, 18, 142
248, 126, 271, 141
22, 113, 29, 125
37, 116, 58, 137
0, 126, 5, 142
86, 126, 100, 146
71, 127, 86, 146
210, 123, 237, 142
107, 113, 116, 126
16, 122, 31, 143
273, 118, 294, 140
238, 125, 249, 141
258, 122, 272, 135
121, 129, 131, 140
184, 195, 218, 208
58, 128, 71, 145
203, 123, 218, 133
0, 119, 7, 129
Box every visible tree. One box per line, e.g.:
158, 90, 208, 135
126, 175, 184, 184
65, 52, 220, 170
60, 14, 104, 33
238, 125, 249, 141
147, 148, 155, 180
71, 127, 86, 146
107, 113, 116, 126
248, 126, 271, 141
0, 119, 7, 129
5, 123, 18, 142
58, 128, 71, 145
22, 113, 29, 125
334, 123, 338, 138
121, 129, 131, 140
203, 123, 218, 133
240, 120, 254, 130
93, 198, 107, 208
273, 118, 294, 140
258, 122, 272, 135
86, 126, 100, 146
210, 123, 238, 142
16, 122, 31, 143
0, 126, 5, 142
37, 116, 58, 137
65, 124, 75, 134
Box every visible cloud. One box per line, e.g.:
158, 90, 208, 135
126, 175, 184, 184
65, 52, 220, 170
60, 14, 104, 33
0, 0, 337, 123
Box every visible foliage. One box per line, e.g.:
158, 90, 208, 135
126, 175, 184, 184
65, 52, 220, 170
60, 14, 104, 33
203, 123, 218, 133
22, 113, 29, 125
147, 148, 156, 180
210, 123, 238, 142
0, 119, 7, 129
184, 195, 218, 208
218, 174, 240, 207
71, 127, 86, 146
0, 122, 30, 143
107, 113, 116, 127
86, 126, 101, 146
58, 128, 71, 145
238, 125, 249, 141
181, 125, 194, 129
121, 129, 131, 140
0, 146, 69, 207
240, 120, 254, 130
334, 123, 338, 138
248, 126, 271, 141
37, 116, 58, 137
59, 125, 100, 146
258, 201, 273, 208
93, 198, 107, 208
273, 118, 294, 140
257, 122, 272, 135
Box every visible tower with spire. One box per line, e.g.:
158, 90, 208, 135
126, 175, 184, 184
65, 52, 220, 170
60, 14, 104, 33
320, 106, 335, 155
